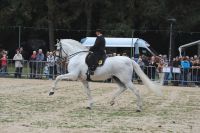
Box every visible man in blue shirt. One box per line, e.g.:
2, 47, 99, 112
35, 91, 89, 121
36, 49, 44, 78
180, 56, 191, 85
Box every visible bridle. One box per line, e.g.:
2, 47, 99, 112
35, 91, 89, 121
56, 40, 90, 62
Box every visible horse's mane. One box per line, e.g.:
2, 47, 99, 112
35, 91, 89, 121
61, 39, 88, 51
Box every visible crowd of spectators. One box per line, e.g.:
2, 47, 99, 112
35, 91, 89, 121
170, 55, 200, 86
135, 54, 200, 86
0, 48, 68, 80
0, 48, 199, 86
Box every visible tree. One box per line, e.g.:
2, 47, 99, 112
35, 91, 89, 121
0, 0, 200, 56
47, 0, 55, 51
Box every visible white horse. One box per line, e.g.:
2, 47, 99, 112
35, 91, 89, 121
49, 39, 162, 111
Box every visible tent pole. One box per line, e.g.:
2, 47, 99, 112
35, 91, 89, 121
131, 29, 134, 58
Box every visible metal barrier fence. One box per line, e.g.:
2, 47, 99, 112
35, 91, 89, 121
0, 59, 200, 86
0, 59, 68, 79
160, 67, 200, 86
132, 66, 199, 86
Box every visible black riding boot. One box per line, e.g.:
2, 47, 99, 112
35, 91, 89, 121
86, 65, 96, 81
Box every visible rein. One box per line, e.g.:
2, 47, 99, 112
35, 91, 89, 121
67, 50, 90, 59
57, 41, 90, 61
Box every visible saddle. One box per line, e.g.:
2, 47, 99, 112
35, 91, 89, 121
85, 52, 107, 80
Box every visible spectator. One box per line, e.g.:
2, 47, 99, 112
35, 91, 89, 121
157, 58, 165, 83
53, 51, 58, 76
54, 55, 61, 75
194, 55, 198, 60
122, 52, 127, 56
29, 51, 37, 79
112, 53, 117, 56
13, 50, 23, 78
180, 56, 191, 86
0, 54, 8, 76
43, 64, 49, 79
172, 57, 181, 86
36, 49, 44, 79
47, 52, 55, 80
45, 51, 50, 61
141, 55, 148, 76
136, 57, 145, 83
191, 59, 200, 86
147, 56, 158, 80
137, 56, 145, 70
162, 59, 171, 86
19, 47, 24, 56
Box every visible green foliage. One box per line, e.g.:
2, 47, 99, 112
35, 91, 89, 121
0, 0, 199, 51
0, 0, 199, 31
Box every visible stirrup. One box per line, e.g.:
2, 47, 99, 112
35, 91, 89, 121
86, 70, 92, 81
90, 71, 94, 75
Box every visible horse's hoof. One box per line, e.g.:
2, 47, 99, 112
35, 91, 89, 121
49, 92, 54, 96
110, 101, 115, 106
86, 107, 91, 110
136, 109, 141, 112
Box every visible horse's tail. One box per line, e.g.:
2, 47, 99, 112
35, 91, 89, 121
132, 60, 162, 96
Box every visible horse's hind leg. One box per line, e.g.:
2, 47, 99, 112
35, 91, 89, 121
110, 77, 127, 106
125, 82, 142, 112
49, 73, 78, 95
82, 81, 93, 109
110, 87, 126, 106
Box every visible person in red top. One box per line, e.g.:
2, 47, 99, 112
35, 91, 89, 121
1, 54, 7, 76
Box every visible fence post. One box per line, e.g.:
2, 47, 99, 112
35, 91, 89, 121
18, 26, 21, 48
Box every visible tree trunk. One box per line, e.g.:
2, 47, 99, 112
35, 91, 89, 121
48, 20, 54, 51
85, 1, 92, 36
47, 0, 55, 51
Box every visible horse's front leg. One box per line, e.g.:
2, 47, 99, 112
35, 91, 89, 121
82, 81, 93, 109
49, 73, 78, 95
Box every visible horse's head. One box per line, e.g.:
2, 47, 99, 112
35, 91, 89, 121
55, 39, 63, 58
55, 39, 88, 59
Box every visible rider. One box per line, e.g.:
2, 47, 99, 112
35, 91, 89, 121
87, 29, 106, 75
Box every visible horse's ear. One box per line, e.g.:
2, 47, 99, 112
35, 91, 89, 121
55, 39, 60, 46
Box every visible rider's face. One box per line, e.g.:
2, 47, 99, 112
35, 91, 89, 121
96, 31, 100, 36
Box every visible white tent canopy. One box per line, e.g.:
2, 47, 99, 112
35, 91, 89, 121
81, 37, 155, 55
178, 40, 200, 56
81, 37, 150, 48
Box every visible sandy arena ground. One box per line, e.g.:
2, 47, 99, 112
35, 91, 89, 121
0, 78, 200, 133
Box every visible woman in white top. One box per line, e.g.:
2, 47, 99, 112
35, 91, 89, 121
47, 52, 55, 79
13, 50, 23, 78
